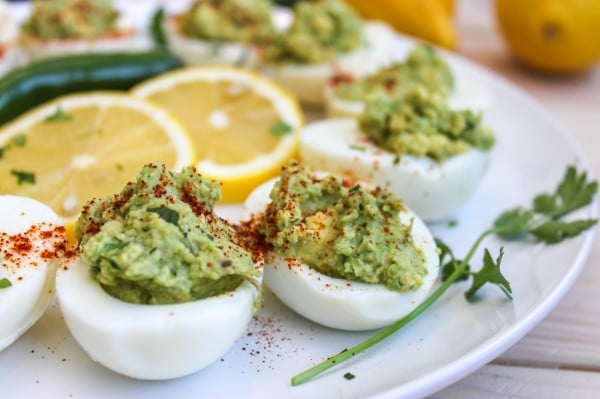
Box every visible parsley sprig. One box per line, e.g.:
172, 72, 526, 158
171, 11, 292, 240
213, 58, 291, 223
291, 165, 597, 386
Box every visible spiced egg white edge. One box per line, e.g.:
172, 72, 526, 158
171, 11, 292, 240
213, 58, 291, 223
0, 195, 64, 352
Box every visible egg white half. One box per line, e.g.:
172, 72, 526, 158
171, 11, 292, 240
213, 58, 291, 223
56, 256, 263, 380
264, 21, 396, 106
299, 118, 492, 222
0, 195, 63, 352
243, 178, 439, 331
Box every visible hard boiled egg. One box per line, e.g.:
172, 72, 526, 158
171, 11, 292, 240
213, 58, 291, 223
264, 21, 396, 106
55, 256, 263, 380
243, 177, 439, 331
0, 195, 65, 352
299, 119, 491, 221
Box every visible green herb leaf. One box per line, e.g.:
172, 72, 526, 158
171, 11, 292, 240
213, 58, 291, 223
270, 120, 293, 136
12, 134, 26, 147
533, 166, 598, 219
349, 144, 366, 151
149, 206, 179, 226
343, 372, 355, 380
150, 7, 167, 47
464, 248, 511, 301
10, 169, 36, 185
0, 278, 12, 289
494, 208, 536, 237
436, 238, 470, 282
447, 219, 458, 228
531, 219, 597, 244
0, 147, 5, 159
44, 107, 72, 122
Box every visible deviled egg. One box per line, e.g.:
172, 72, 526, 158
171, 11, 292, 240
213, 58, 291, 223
243, 161, 439, 331
325, 44, 493, 118
0, 0, 19, 77
262, 0, 396, 106
300, 89, 495, 221
0, 195, 66, 352
56, 163, 263, 380
166, 0, 276, 67
19, 0, 148, 62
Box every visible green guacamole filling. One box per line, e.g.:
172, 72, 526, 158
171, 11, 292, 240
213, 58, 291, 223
267, 0, 363, 64
334, 44, 455, 102
179, 0, 276, 43
22, 0, 119, 40
359, 87, 495, 162
76, 163, 260, 305
260, 161, 427, 292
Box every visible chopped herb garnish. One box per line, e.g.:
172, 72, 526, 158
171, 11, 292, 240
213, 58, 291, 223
149, 206, 179, 226
11, 169, 36, 185
393, 155, 400, 165
12, 134, 26, 147
349, 184, 361, 193
349, 144, 366, 151
44, 107, 72, 122
116, 163, 124, 172
0, 278, 12, 289
447, 219, 458, 228
270, 120, 293, 136
290, 165, 597, 386
0, 147, 5, 159
343, 372, 355, 380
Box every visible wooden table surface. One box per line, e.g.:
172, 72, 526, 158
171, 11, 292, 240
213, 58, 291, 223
435, 1, 600, 397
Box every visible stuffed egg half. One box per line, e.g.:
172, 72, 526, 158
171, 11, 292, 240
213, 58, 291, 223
299, 118, 493, 222
262, 0, 396, 106
324, 43, 494, 118
18, 0, 149, 62
55, 163, 263, 380
0, 195, 65, 352
165, 0, 276, 67
242, 162, 439, 331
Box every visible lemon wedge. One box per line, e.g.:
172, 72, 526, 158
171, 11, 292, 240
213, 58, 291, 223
0, 92, 194, 238
132, 65, 303, 202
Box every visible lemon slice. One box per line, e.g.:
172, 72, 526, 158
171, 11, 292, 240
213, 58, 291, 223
0, 92, 194, 235
132, 65, 303, 202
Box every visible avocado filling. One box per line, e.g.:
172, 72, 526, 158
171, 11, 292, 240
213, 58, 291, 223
76, 162, 260, 305
259, 161, 427, 292
22, 0, 119, 40
334, 44, 455, 102
359, 87, 495, 162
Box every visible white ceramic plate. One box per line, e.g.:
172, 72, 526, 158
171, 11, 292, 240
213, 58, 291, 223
1, 1, 597, 398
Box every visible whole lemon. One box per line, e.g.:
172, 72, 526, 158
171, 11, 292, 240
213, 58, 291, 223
496, 0, 600, 73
